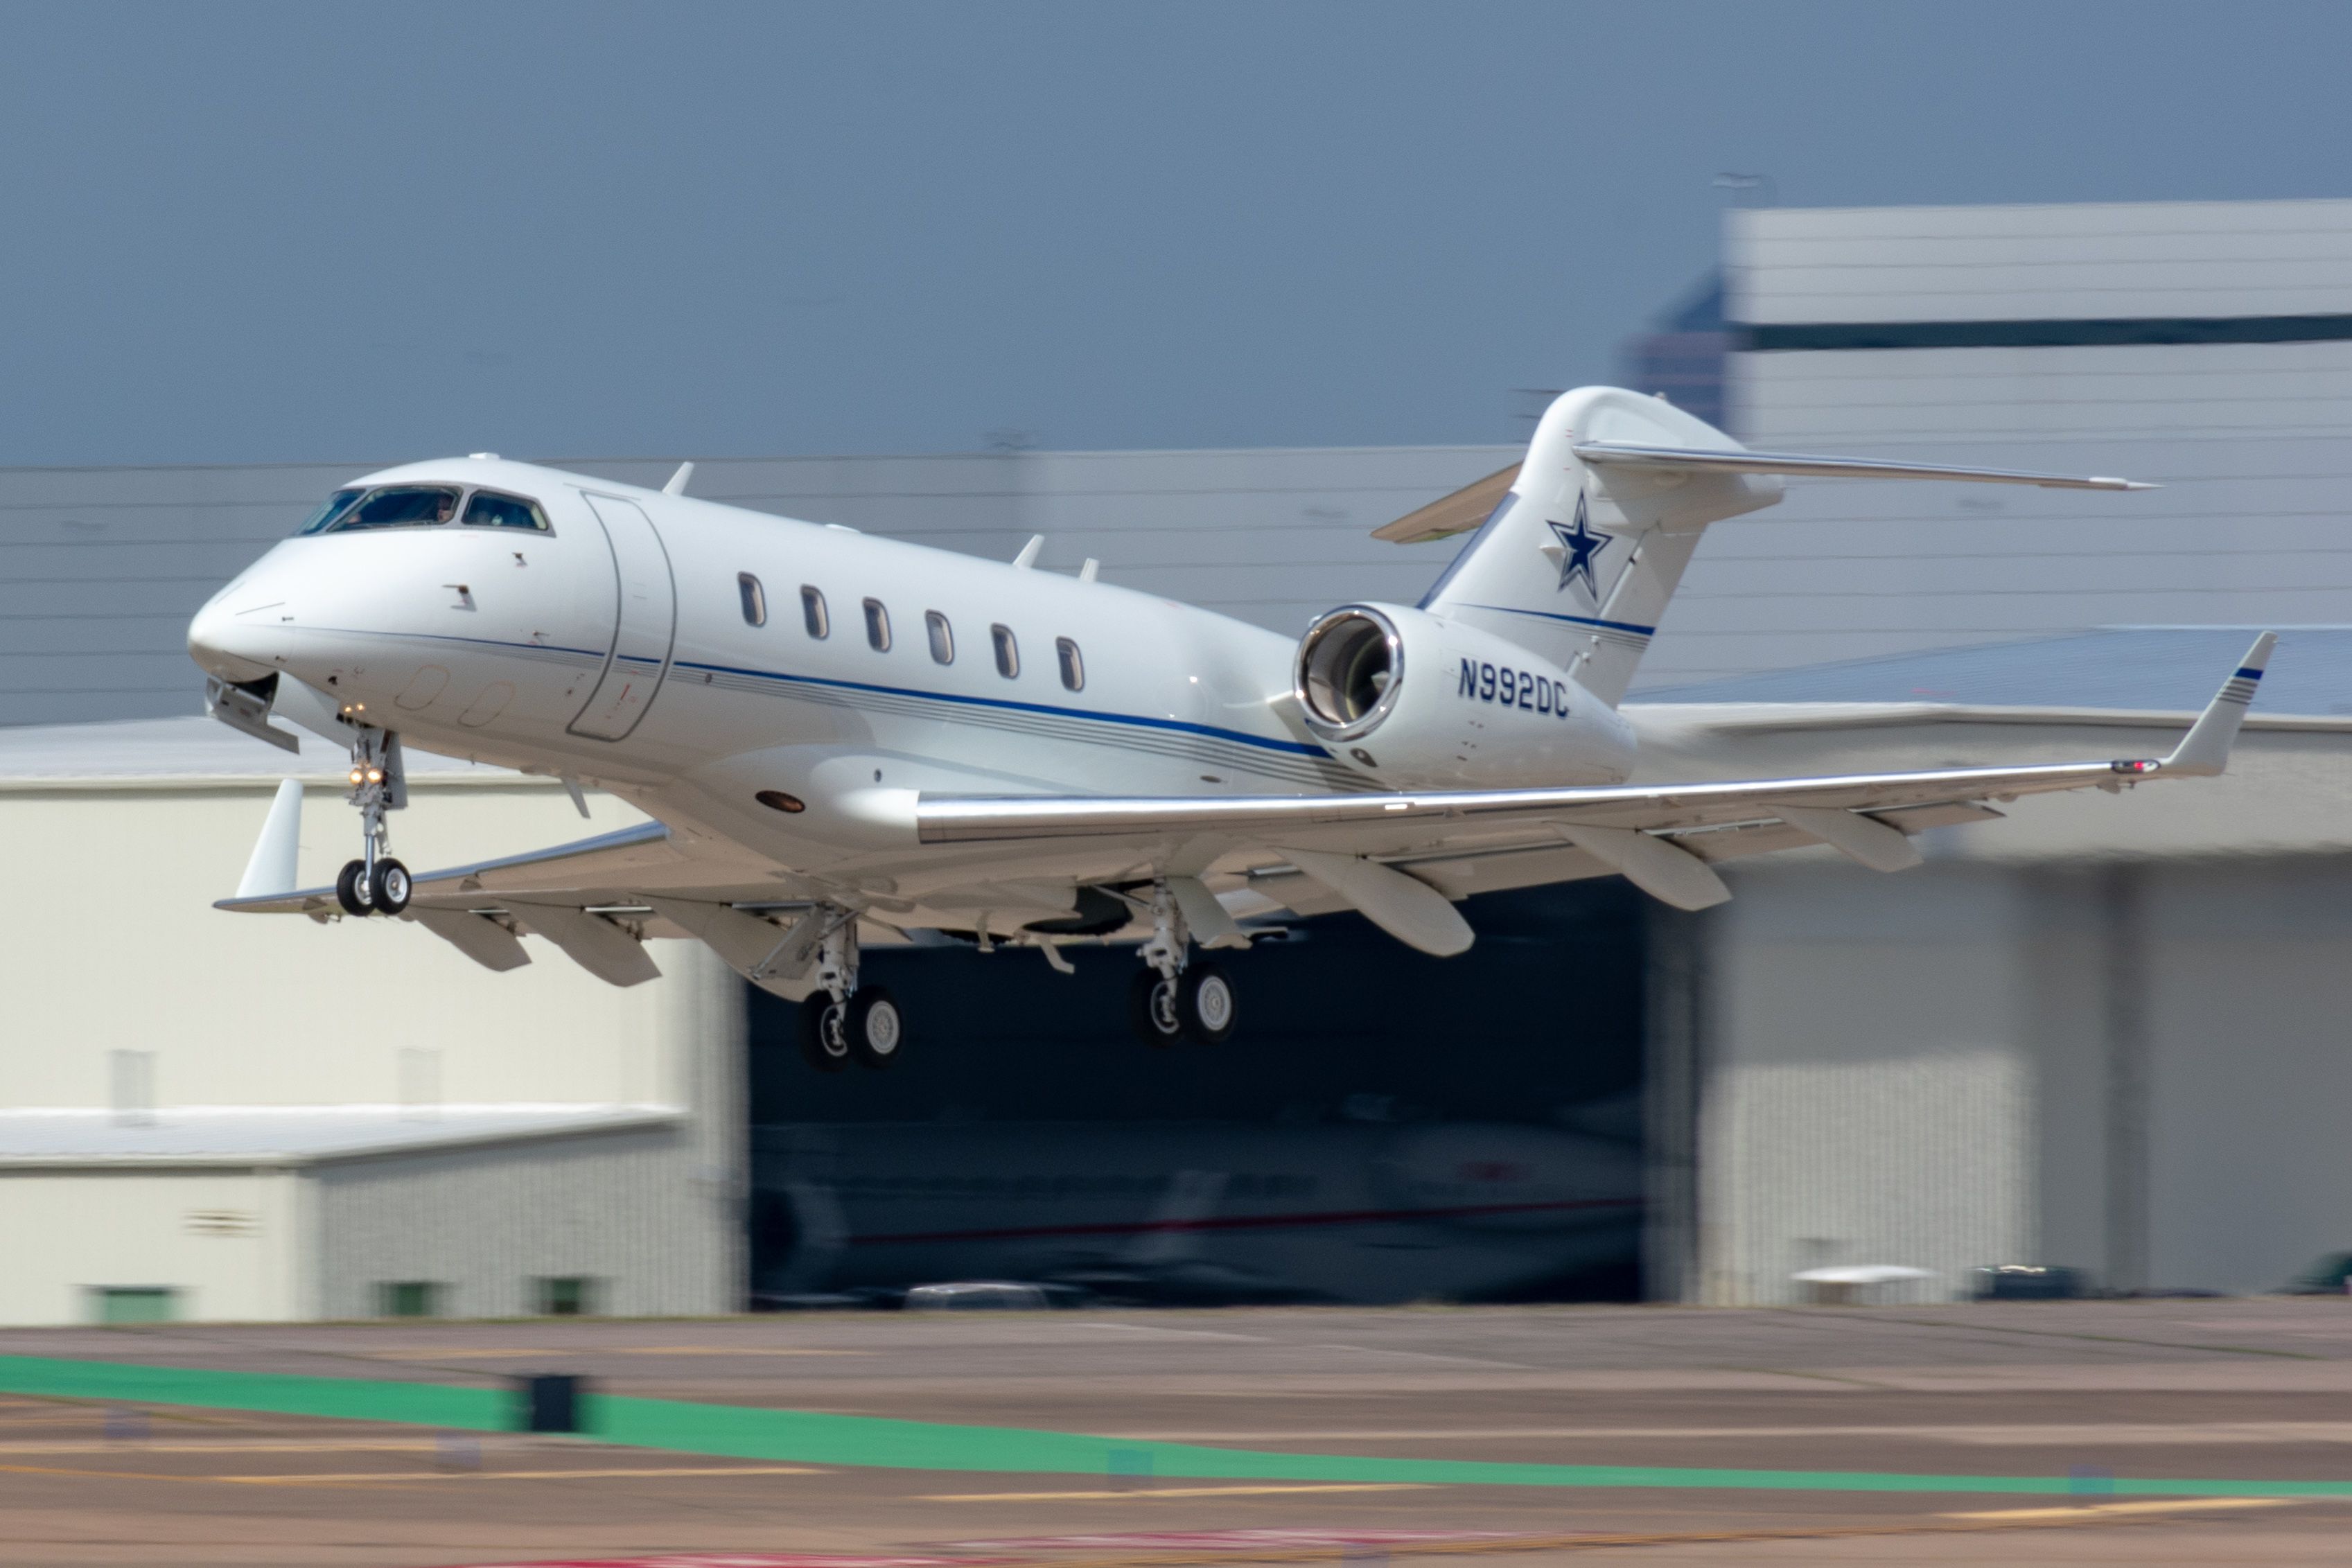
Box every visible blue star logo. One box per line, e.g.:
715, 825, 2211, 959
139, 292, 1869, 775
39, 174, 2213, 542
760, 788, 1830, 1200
1547, 494, 1611, 597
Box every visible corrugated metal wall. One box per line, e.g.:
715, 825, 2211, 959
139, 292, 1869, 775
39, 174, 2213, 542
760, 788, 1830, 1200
312, 944, 745, 1318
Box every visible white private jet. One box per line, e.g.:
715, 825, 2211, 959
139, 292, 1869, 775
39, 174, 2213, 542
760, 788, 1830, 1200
188, 387, 2270, 1068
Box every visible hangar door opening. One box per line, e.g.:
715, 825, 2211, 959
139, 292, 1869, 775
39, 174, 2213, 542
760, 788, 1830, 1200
746, 882, 1648, 1308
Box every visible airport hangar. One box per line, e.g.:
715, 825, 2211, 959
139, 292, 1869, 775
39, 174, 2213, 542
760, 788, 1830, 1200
2, 195, 2350, 1324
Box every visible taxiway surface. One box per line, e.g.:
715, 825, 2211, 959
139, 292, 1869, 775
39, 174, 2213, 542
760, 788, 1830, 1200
4, 1298, 2351, 1566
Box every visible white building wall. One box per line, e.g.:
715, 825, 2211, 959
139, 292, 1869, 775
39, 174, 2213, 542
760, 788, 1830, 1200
312, 1124, 726, 1319
1701, 863, 2033, 1304
0, 1168, 306, 1324
0, 777, 673, 1110
2145, 859, 2352, 1294
1651, 199, 2352, 687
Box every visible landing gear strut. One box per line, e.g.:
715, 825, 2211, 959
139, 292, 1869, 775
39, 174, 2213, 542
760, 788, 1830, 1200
1127, 881, 1238, 1047
798, 910, 904, 1072
333, 724, 410, 917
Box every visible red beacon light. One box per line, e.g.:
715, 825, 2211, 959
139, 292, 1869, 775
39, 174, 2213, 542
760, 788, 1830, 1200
2112, 758, 2161, 775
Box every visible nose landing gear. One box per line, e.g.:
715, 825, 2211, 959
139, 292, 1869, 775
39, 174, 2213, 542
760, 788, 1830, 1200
333, 724, 411, 917
1127, 881, 1238, 1047
798, 909, 904, 1072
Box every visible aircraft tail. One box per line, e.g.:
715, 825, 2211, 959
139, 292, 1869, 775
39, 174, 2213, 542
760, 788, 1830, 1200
1409, 388, 1780, 707
1396, 386, 2151, 707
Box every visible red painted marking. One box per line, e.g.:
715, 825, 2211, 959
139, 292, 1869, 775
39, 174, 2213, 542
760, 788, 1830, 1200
947, 1531, 1535, 1551
462, 1557, 999, 1568
849, 1197, 1640, 1247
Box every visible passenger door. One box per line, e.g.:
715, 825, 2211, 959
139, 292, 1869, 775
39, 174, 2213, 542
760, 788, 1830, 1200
567, 494, 678, 741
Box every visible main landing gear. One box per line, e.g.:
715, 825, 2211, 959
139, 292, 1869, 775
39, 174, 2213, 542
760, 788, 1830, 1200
1127, 881, 1238, 1048
333, 724, 412, 918
799, 910, 904, 1073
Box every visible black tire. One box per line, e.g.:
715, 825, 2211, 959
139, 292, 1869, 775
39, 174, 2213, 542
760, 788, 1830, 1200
845, 987, 905, 1070
1177, 963, 1237, 1045
335, 858, 372, 917
1127, 969, 1184, 1048
798, 998, 851, 1073
371, 857, 412, 915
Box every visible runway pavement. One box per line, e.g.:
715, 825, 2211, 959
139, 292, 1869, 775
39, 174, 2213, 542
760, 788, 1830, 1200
3, 1298, 2352, 1565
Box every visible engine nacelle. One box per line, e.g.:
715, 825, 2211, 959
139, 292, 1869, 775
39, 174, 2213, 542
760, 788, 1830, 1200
1292, 603, 1636, 789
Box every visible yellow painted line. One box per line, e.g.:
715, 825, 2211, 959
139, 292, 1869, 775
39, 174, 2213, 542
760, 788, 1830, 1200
1943, 1498, 2298, 1522
367, 1346, 866, 1359
922, 1483, 1430, 1502
0, 1440, 439, 1454
218, 1464, 826, 1485
0, 1459, 822, 1487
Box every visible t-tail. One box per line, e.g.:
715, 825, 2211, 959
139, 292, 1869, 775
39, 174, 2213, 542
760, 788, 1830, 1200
1384, 387, 2154, 706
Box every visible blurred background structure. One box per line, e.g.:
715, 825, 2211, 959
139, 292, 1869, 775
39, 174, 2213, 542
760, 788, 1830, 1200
4, 195, 2351, 1321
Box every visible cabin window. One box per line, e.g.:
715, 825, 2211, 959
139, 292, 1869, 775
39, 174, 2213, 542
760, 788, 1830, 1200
863, 598, 891, 651
925, 610, 954, 664
990, 624, 1019, 679
737, 572, 766, 626
461, 491, 550, 531
800, 586, 829, 639
295, 488, 365, 535
318, 484, 462, 532
1056, 637, 1084, 691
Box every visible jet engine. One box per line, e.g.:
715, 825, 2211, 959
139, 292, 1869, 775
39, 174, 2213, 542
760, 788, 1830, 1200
1292, 603, 1635, 789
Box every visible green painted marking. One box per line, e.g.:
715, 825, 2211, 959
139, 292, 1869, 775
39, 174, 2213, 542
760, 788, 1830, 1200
4, 1353, 2350, 1500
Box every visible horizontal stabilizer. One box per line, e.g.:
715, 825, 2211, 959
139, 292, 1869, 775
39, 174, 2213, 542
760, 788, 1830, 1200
1370, 463, 1520, 543
1570, 442, 2153, 491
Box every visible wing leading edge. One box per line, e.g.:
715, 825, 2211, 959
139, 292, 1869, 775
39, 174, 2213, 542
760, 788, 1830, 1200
918, 635, 2275, 929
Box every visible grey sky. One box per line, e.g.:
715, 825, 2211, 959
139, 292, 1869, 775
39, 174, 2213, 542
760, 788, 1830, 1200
3, 1, 2349, 464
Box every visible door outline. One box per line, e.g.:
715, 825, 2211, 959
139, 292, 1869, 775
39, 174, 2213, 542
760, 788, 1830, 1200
566, 493, 678, 741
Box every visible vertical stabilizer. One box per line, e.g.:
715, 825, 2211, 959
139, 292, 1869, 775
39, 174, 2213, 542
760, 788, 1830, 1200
1418, 387, 1781, 705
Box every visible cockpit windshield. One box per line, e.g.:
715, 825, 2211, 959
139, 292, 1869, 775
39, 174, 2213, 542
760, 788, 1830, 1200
296, 483, 549, 536
336, 486, 462, 529
295, 489, 365, 535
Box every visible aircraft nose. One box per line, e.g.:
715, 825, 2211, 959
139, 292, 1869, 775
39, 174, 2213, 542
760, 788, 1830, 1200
187, 586, 283, 683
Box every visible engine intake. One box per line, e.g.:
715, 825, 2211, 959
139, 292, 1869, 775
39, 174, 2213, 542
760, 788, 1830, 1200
1291, 602, 1635, 789
1297, 608, 1403, 741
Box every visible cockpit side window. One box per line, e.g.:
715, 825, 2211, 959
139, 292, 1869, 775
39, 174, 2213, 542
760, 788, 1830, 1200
328, 485, 464, 531
462, 491, 551, 531
296, 488, 367, 536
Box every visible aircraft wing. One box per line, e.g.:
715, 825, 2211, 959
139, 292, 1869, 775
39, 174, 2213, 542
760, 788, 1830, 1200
215, 820, 686, 917
915, 636, 2273, 944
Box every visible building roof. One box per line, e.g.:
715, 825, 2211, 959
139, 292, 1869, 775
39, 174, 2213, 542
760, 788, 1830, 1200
1644, 627, 2352, 716
0, 715, 533, 786
0, 1104, 684, 1167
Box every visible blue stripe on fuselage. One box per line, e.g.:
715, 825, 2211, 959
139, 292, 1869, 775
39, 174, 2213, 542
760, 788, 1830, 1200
299, 624, 1331, 760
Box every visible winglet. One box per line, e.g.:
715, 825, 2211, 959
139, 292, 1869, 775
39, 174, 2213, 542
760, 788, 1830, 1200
234, 779, 304, 899
2143, 633, 2276, 778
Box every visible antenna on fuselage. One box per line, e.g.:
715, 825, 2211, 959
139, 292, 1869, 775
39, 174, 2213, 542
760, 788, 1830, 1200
1012, 534, 1044, 570
662, 462, 694, 497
